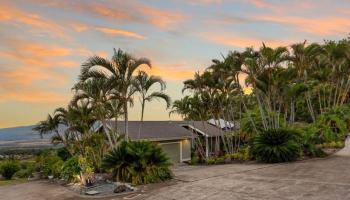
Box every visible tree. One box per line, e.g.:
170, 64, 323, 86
133, 71, 171, 137
72, 78, 116, 148
80, 48, 151, 139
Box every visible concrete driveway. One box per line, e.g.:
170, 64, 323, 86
144, 138, 350, 200
2, 139, 350, 200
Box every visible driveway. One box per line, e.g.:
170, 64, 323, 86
144, 138, 350, 200
2, 139, 350, 200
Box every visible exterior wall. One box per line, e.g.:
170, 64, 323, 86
181, 139, 191, 162
157, 139, 191, 163
159, 142, 181, 163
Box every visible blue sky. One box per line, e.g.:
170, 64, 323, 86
0, 0, 349, 128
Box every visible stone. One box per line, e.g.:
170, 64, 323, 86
114, 185, 129, 193
85, 190, 100, 195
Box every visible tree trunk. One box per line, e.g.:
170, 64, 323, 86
124, 101, 129, 140
138, 100, 145, 139
102, 119, 114, 148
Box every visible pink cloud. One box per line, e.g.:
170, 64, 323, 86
31, 0, 188, 29
200, 32, 295, 48
95, 27, 145, 39
257, 15, 350, 36
0, 2, 69, 40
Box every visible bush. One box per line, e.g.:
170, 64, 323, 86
215, 157, 225, 164
206, 158, 216, 165
14, 161, 35, 178
61, 156, 94, 184
102, 140, 172, 185
35, 151, 63, 177
190, 155, 200, 165
0, 159, 20, 180
251, 128, 300, 163
298, 126, 325, 158
56, 147, 71, 161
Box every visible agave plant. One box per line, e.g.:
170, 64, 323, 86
251, 128, 300, 163
102, 140, 172, 185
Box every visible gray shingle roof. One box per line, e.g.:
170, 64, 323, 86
107, 121, 193, 141
105, 120, 233, 140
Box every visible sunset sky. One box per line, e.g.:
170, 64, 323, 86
0, 0, 350, 128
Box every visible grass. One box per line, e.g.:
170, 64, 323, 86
0, 178, 28, 187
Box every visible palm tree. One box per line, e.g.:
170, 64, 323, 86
80, 48, 151, 139
133, 71, 171, 137
33, 114, 60, 140
72, 78, 116, 148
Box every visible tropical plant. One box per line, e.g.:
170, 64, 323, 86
251, 128, 300, 163
80, 48, 151, 139
133, 71, 171, 137
61, 156, 94, 185
0, 159, 20, 180
102, 140, 172, 185
35, 151, 63, 178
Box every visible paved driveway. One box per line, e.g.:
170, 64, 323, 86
144, 138, 350, 200
2, 139, 350, 200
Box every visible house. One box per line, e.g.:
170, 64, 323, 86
105, 121, 192, 163
179, 120, 238, 158
97, 119, 237, 163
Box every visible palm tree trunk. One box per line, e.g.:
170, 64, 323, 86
138, 100, 145, 139
124, 101, 129, 140
101, 119, 114, 148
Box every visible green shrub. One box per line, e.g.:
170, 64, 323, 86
190, 155, 200, 165
0, 160, 20, 180
215, 157, 225, 164
35, 151, 63, 177
61, 156, 94, 184
14, 161, 35, 178
103, 140, 172, 185
206, 158, 216, 165
298, 126, 325, 157
56, 147, 71, 161
252, 128, 300, 163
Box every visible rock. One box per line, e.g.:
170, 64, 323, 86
85, 190, 100, 195
114, 185, 129, 193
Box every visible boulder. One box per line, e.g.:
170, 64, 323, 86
114, 185, 129, 193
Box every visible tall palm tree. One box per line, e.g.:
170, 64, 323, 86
33, 114, 60, 140
133, 71, 171, 137
72, 78, 116, 147
80, 48, 151, 139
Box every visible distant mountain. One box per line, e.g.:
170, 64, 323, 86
0, 125, 53, 141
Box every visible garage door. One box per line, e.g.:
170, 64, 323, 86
159, 142, 181, 163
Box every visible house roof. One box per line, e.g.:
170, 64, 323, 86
106, 121, 193, 141
179, 121, 229, 137
207, 119, 235, 129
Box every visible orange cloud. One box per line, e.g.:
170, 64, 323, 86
95, 27, 145, 39
257, 15, 350, 36
201, 32, 294, 48
0, 3, 68, 40
0, 89, 68, 104
139, 63, 195, 81
31, 0, 187, 29
0, 39, 72, 68
0, 38, 77, 104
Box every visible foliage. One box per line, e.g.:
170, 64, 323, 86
251, 128, 300, 163
56, 147, 71, 161
0, 159, 20, 180
14, 161, 35, 178
61, 156, 94, 184
190, 155, 200, 165
102, 140, 172, 185
35, 151, 63, 177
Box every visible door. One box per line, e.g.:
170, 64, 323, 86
159, 142, 181, 163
